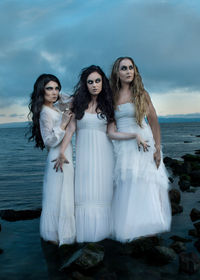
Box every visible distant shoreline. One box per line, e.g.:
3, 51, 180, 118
0, 118, 200, 129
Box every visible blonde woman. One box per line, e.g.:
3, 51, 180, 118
108, 57, 171, 242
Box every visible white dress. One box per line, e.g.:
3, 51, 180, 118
112, 103, 171, 242
75, 113, 114, 242
39, 105, 75, 245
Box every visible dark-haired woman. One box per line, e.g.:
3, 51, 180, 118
28, 74, 75, 245
54, 65, 148, 243
108, 57, 171, 242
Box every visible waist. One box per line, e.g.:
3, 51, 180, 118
77, 124, 106, 133
116, 117, 147, 131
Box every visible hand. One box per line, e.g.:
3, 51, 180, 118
136, 134, 150, 152
154, 148, 161, 169
52, 153, 69, 172
61, 110, 72, 130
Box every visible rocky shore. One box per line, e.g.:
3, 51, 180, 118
0, 153, 200, 279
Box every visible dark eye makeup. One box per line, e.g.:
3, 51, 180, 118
45, 86, 60, 91
120, 65, 134, 71
87, 78, 102, 84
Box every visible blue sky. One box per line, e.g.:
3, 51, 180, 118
0, 0, 200, 123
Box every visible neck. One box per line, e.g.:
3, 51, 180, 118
44, 101, 54, 108
120, 81, 131, 91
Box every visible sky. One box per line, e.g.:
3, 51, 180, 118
0, 0, 200, 124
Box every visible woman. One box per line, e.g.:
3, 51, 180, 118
108, 57, 171, 242
28, 74, 75, 245
53, 65, 148, 243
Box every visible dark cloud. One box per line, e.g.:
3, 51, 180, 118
0, 0, 200, 110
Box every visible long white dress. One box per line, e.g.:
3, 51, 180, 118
112, 103, 171, 242
75, 112, 114, 242
39, 105, 75, 245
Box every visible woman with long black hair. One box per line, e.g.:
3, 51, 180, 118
53, 65, 148, 242
28, 74, 75, 245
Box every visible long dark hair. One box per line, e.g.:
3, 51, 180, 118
73, 65, 114, 123
27, 74, 61, 150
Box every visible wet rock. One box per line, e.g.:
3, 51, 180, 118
171, 202, 183, 215
195, 150, 200, 155
169, 189, 181, 204
190, 208, 200, 222
168, 177, 174, 183
188, 229, 200, 238
146, 246, 176, 265
170, 235, 192, 243
190, 170, 200, 187
196, 135, 200, 138
0, 248, 3, 254
179, 252, 200, 274
0, 209, 41, 221
170, 241, 186, 254
0, 224, 1, 232
128, 236, 161, 257
178, 179, 190, 191
60, 243, 104, 271
194, 222, 200, 233
98, 272, 117, 280
184, 140, 192, 143
194, 239, 200, 253
72, 271, 93, 280
182, 154, 200, 163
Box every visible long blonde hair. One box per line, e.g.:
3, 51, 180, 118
110, 57, 148, 127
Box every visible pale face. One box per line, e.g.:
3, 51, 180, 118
118, 59, 134, 84
44, 81, 60, 105
87, 72, 102, 96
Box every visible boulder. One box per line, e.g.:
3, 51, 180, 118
195, 150, 200, 155
179, 252, 200, 274
146, 246, 176, 265
170, 235, 192, 243
190, 170, 200, 187
170, 241, 186, 254
190, 208, 200, 222
194, 222, 200, 233
178, 179, 190, 192
0, 248, 3, 254
71, 271, 93, 280
0, 209, 41, 221
171, 203, 183, 215
194, 239, 200, 253
182, 154, 200, 163
188, 229, 200, 238
60, 243, 104, 271
168, 177, 174, 183
129, 236, 161, 257
169, 189, 181, 204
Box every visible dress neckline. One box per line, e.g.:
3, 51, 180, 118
117, 102, 133, 107
43, 105, 60, 114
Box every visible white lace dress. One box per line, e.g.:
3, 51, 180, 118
112, 103, 171, 242
39, 105, 75, 245
75, 113, 114, 242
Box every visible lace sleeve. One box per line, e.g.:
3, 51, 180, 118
39, 110, 65, 148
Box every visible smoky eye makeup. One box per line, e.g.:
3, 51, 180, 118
121, 66, 127, 71
95, 78, 101, 83
45, 86, 60, 91
129, 65, 134, 70
87, 80, 93, 85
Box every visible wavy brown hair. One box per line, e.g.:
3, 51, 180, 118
110, 57, 149, 127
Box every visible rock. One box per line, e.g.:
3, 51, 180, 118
184, 141, 192, 143
60, 243, 104, 271
195, 150, 200, 155
190, 170, 200, 187
179, 252, 200, 274
0, 224, 1, 232
163, 156, 173, 166
194, 239, 200, 253
188, 229, 200, 238
146, 246, 176, 265
194, 222, 200, 233
196, 135, 200, 138
168, 177, 174, 183
171, 202, 183, 215
182, 154, 200, 163
169, 189, 181, 204
128, 236, 161, 257
0, 209, 41, 221
98, 272, 118, 280
186, 187, 196, 193
170, 241, 186, 254
72, 271, 93, 280
178, 179, 190, 191
0, 248, 3, 254
170, 235, 192, 243
190, 208, 200, 222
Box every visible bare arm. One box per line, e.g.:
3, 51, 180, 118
145, 91, 161, 168
52, 114, 76, 172
107, 122, 150, 151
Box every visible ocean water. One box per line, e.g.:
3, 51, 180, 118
0, 122, 200, 279
0, 122, 199, 211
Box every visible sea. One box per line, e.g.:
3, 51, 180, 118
0, 122, 200, 279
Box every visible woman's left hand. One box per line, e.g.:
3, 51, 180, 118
154, 149, 161, 169
52, 153, 69, 172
